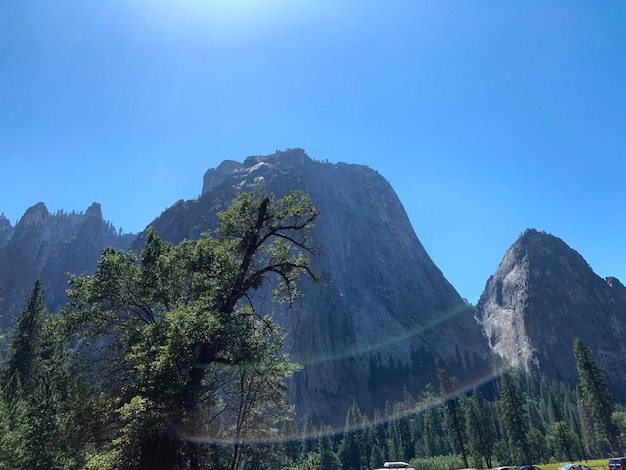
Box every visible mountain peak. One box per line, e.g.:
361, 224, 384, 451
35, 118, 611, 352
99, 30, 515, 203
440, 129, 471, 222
476, 227, 626, 399
0, 214, 14, 248
201, 149, 336, 196
202, 160, 242, 195
85, 202, 103, 219
17, 201, 49, 225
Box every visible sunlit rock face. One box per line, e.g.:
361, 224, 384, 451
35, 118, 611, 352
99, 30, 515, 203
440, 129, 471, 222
476, 228, 626, 401
0, 203, 134, 327
136, 149, 492, 425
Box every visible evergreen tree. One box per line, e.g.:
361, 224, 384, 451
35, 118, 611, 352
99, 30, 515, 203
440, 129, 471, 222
438, 369, 468, 467
386, 408, 413, 463
573, 337, 618, 455
465, 387, 495, 468
548, 396, 574, 462
301, 415, 316, 458
370, 410, 388, 461
570, 404, 588, 462
0, 281, 81, 468
526, 426, 547, 463
500, 372, 531, 464
319, 428, 342, 470
421, 404, 449, 457
6, 280, 48, 395
338, 402, 366, 470
281, 419, 301, 464
369, 444, 385, 470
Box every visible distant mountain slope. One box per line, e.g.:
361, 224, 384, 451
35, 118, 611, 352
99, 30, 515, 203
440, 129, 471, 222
476, 228, 626, 400
0, 203, 134, 327
134, 149, 492, 424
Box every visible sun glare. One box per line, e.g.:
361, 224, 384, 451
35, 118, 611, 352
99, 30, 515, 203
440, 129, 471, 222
146, 0, 296, 31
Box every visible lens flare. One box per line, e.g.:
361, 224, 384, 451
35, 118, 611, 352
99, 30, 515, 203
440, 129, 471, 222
165, 303, 510, 447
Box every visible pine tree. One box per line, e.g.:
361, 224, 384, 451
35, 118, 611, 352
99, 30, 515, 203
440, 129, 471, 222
338, 402, 366, 470
369, 444, 385, 470
438, 369, 468, 467
548, 395, 574, 462
6, 280, 48, 395
573, 337, 618, 455
319, 428, 342, 470
500, 372, 531, 465
0, 281, 79, 468
301, 415, 316, 458
465, 387, 495, 468
386, 407, 413, 463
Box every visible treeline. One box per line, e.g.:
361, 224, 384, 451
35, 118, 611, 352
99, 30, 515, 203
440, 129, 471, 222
284, 345, 625, 470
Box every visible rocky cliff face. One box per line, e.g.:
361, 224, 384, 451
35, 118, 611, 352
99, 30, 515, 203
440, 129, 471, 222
135, 149, 492, 425
0, 203, 134, 328
0, 215, 13, 249
476, 229, 626, 400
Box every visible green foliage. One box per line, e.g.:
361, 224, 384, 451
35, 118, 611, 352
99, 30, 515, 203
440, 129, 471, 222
318, 428, 342, 470
465, 387, 496, 468
499, 372, 532, 464
409, 454, 464, 470
7, 280, 48, 395
0, 281, 85, 469
338, 402, 368, 470
438, 369, 468, 467
573, 337, 619, 456
60, 189, 319, 469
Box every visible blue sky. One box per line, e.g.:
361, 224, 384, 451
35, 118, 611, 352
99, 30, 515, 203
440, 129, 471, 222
1, 1, 625, 303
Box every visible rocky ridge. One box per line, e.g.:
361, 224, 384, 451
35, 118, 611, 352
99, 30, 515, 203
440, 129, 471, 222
0, 203, 134, 327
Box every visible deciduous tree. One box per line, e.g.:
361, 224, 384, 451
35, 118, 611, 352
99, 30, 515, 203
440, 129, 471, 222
65, 189, 319, 469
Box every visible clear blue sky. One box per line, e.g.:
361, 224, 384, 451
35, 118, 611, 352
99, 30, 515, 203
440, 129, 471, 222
1, 1, 625, 303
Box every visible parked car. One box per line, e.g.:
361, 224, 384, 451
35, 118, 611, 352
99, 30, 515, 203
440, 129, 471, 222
373, 462, 416, 470
609, 457, 626, 470
558, 464, 592, 470
514, 466, 542, 470
383, 462, 412, 469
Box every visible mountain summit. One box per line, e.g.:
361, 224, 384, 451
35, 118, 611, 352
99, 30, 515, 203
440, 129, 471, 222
476, 228, 626, 399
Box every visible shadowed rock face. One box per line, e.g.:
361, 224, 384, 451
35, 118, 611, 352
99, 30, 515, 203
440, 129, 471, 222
0, 215, 13, 249
476, 228, 626, 400
0, 203, 134, 327
135, 149, 492, 425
